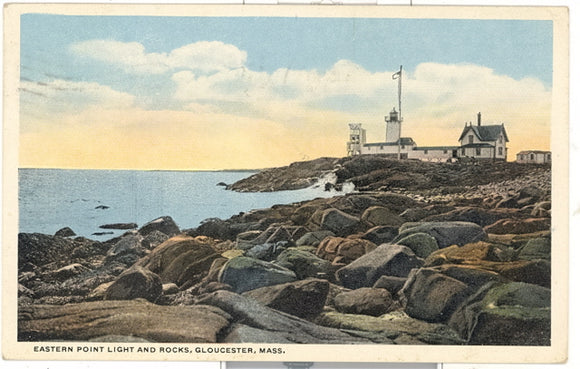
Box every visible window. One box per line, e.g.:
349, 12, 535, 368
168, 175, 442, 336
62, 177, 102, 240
424, 150, 428, 154
499, 136, 503, 143
476, 148, 481, 156
401, 145, 405, 149
531, 153, 535, 160
498, 147, 503, 156
380, 145, 384, 150
461, 148, 465, 155
469, 135, 474, 144
443, 150, 448, 154
547, 154, 551, 160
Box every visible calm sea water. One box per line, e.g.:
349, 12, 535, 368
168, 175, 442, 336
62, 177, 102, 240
19, 169, 340, 240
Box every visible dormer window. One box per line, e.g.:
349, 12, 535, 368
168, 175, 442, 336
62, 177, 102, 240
499, 135, 503, 143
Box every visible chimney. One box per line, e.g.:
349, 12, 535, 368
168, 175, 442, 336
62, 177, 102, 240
477, 112, 481, 126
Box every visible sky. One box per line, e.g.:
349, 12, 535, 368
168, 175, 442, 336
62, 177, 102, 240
19, 13, 553, 170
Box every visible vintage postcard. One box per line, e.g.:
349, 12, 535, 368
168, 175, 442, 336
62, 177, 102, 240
2, 3, 569, 363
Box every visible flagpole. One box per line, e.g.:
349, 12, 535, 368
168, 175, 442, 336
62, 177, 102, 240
398, 65, 402, 160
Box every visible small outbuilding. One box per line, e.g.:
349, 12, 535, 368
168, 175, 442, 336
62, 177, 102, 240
516, 150, 551, 164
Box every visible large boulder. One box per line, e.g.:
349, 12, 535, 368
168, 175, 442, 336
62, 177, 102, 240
316, 208, 360, 236
244, 241, 289, 261
401, 268, 470, 323
295, 230, 335, 247
316, 236, 377, 265
393, 221, 487, 249
333, 288, 394, 316
372, 276, 408, 294
18, 299, 231, 343
105, 233, 147, 265
104, 266, 163, 302
196, 290, 369, 344
275, 248, 332, 280
138, 216, 180, 237
315, 310, 465, 345
360, 226, 399, 245
425, 241, 514, 267
423, 207, 522, 228
449, 282, 550, 345
336, 244, 424, 289
484, 218, 551, 235
137, 235, 220, 287
361, 206, 404, 227
395, 232, 439, 259
242, 279, 329, 319
518, 237, 551, 261
218, 256, 297, 293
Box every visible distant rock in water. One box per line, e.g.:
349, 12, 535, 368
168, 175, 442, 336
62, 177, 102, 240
95, 205, 110, 210
99, 223, 138, 230
92, 231, 114, 236
216, 182, 228, 187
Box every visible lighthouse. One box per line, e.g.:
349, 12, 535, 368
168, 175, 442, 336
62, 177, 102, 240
385, 107, 401, 143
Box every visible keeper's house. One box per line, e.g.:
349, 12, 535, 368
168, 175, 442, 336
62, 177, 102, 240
457, 112, 509, 160
516, 150, 551, 164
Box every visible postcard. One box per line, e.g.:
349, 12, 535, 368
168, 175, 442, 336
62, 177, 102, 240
2, 3, 569, 363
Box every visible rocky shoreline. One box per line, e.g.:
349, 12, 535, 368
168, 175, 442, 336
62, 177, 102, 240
18, 157, 551, 345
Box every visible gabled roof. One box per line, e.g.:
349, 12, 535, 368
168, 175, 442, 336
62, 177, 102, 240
460, 143, 496, 148
458, 124, 509, 143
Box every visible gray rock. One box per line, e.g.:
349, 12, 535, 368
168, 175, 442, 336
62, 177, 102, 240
275, 248, 332, 280
295, 231, 335, 247
141, 230, 170, 250
401, 268, 470, 323
393, 221, 487, 249
372, 276, 408, 294
449, 282, 550, 345
336, 244, 424, 289
18, 299, 231, 343
316, 310, 465, 345
395, 232, 439, 258
518, 237, 551, 260
333, 288, 394, 316
104, 266, 163, 303
218, 256, 297, 293
138, 216, 180, 237
105, 234, 146, 264
55, 227, 76, 237
360, 226, 399, 245
361, 206, 404, 227
242, 279, 329, 319
245, 241, 289, 261
195, 290, 369, 344
318, 208, 360, 236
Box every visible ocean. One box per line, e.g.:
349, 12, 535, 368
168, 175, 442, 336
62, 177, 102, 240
18, 168, 340, 240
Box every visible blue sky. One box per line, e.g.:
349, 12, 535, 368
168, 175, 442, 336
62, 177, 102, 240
19, 13, 554, 169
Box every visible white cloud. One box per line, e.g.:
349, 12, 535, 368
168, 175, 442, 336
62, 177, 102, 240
70, 40, 247, 74
20, 79, 135, 119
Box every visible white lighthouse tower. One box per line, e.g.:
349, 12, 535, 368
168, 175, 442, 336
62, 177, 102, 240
385, 108, 401, 143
